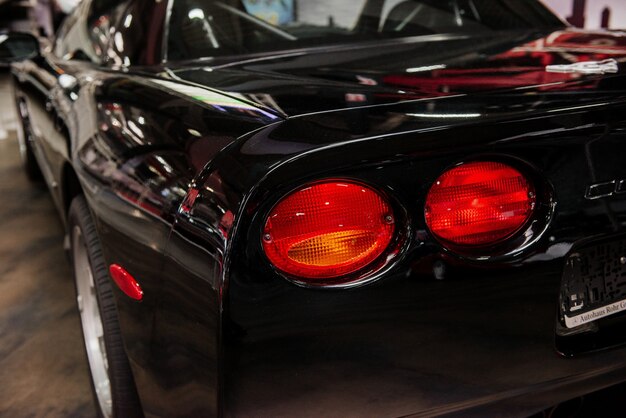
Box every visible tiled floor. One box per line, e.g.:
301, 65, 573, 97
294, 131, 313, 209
0, 74, 96, 417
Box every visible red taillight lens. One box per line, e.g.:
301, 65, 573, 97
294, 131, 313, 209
262, 181, 395, 282
425, 161, 536, 247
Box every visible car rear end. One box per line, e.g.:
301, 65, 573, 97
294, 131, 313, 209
216, 81, 626, 416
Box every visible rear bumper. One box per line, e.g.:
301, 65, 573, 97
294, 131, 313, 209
224, 261, 626, 417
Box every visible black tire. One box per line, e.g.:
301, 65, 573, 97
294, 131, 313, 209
68, 195, 143, 418
14, 96, 43, 182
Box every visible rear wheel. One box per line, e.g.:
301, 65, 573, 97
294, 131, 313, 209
69, 196, 143, 418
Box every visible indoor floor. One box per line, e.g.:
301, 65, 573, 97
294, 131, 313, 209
0, 73, 95, 417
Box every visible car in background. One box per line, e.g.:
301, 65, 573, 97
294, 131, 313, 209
2, 0, 626, 416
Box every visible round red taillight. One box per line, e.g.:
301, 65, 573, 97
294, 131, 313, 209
425, 161, 536, 248
262, 181, 395, 282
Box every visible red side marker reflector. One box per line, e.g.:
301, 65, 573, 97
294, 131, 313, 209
109, 264, 143, 301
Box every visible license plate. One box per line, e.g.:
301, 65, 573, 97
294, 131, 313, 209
560, 237, 626, 329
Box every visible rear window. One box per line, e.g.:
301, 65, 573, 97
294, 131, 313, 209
166, 0, 564, 61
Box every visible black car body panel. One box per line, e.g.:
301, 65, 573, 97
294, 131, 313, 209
8, 0, 626, 416
215, 95, 626, 417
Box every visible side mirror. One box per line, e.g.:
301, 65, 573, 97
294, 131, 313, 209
0, 32, 40, 63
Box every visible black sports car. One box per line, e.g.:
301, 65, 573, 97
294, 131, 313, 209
2, 0, 626, 416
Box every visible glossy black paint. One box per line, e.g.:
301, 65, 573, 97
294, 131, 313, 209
8, 0, 626, 415
215, 84, 626, 416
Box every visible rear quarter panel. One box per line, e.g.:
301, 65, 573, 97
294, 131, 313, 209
169, 76, 626, 416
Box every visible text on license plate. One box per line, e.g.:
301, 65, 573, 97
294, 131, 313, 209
564, 298, 626, 328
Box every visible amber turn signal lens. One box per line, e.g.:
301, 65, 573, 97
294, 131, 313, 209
262, 181, 395, 282
425, 161, 535, 247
